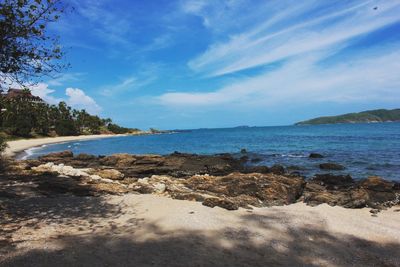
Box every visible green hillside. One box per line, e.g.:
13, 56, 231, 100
295, 109, 400, 125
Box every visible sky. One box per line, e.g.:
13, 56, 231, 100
26, 0, 400, 129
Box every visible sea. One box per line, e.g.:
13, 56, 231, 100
22, 122, 400, 181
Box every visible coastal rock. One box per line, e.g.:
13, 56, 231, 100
287, 165, 305, 171
202, 197, 239, 210
250, 157, 263, 163
93, 169, 124, 180
184, 172, 305, 207
153, 183, 166, 193
270, 164, 285, 175
311, 174, 354, 189
29, 151, 400, 211
359, 176, 394, 191
24, 159, 42, 168
302, 175, 400, 209
38, 150, 73, 160
90, 182, 128, 195
37, 152, 245, 178
32, 162, 88, 177
309, 153, 324, 158
319, 162, 345, 170
75, 153, 97, 160
99, 154, 137, 167
358, 176, 399, 208
243, 166, 270, 174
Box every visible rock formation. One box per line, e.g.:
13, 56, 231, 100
25, 151, 400, 211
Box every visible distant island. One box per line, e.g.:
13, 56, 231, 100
295, 108, 400, 125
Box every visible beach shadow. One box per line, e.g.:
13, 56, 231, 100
0, 171, 128, 251
1, 210, 399, 266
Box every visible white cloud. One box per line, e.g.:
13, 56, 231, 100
30, 83, 63, 104
157, 49, 400, 107
28, 84, 102, 114
65, 88, 101, 114
188, 0, 400, 76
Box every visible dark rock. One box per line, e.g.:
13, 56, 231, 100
202, 198, 239, 210
359, 176, 394, 192
270, 164, 285, 175
250, 157, 263, 163
24, 159, 42, 168
393, 182, 400, 191
302, 175, 400, 209
38, 150, 73, 161
289, 171, 303, 178
185, 172, 305, 207
99, 154, 137, 167
93, 169, 124, 180
319, 162, 345, 170
311, 174, 354, 189
75, 153, 97, 160
240, 148, 247, 154
358, 176, 399, 208
287, 165, 305, 171
239, 156, 249, 162
309, 153, 324, 158
243, 166, 270, 174
369, 209, 380, 214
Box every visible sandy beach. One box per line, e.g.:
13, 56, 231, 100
1, 193, 399, 266
1, 135, 400, 266
4, 134, 129, 157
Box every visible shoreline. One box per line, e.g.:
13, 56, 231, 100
4, 134, 130, 158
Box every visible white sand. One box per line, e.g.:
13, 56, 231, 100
4, 134, 128, 157
1, 193, 399, 266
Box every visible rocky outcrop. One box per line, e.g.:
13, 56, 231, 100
27, 151, 400, 211
183, 172, 305, 208
319, 162, 345, 170
302, 174, 400, 209
91, 169, 124, 180
37, 151, 245, 178
309, 153, 324, 158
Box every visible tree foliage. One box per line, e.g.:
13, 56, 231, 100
0, 96, 138, 137
0, 0, 67, 86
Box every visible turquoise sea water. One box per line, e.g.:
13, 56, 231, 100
24, 122, 400, 181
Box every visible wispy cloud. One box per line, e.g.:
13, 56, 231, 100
154, 0, 400, 113
188, 0, 400, 77
47, 72, 86, 87
157, 48, 400, 107
100, 64, 161, 96
179, 0, 250, 32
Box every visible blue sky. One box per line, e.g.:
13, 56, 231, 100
26, 0, 400, 129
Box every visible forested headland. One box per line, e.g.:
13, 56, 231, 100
0, 89, 140, 141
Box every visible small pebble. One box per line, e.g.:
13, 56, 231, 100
369, 209, 380, 214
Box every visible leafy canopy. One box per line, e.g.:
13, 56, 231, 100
0, 0, 67, 86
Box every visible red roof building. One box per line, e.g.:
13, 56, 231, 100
1, 88, 43, 102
